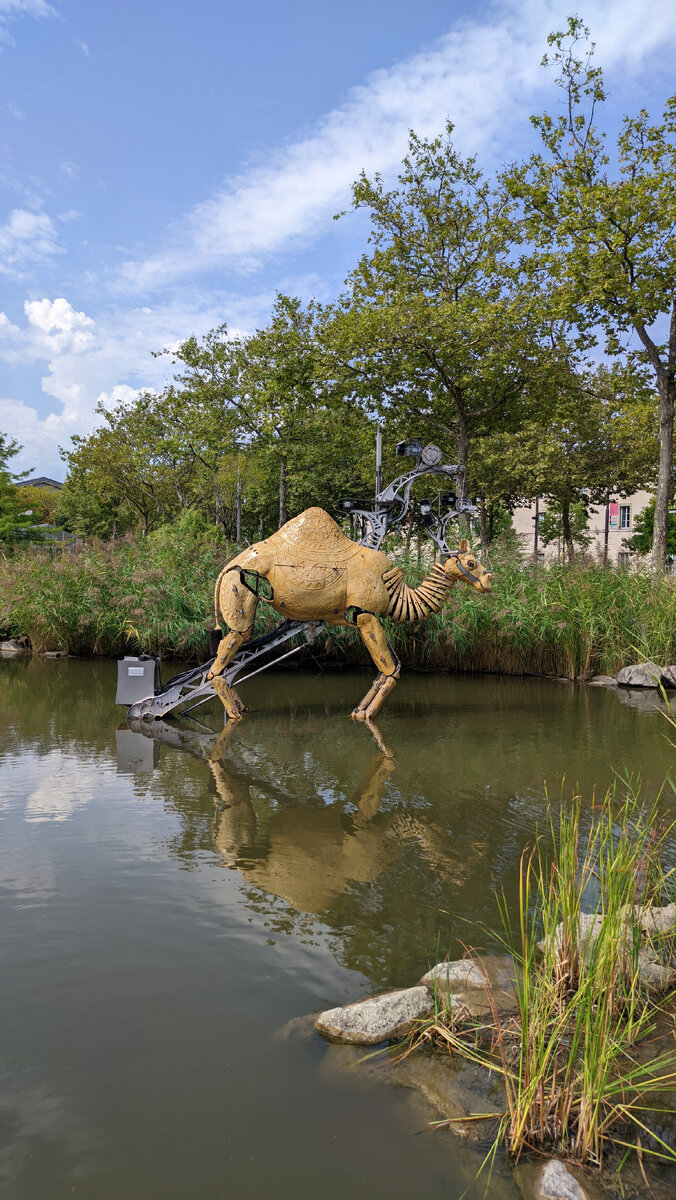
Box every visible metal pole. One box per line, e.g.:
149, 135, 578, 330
236, 466, 242, 544
375, 426, 383, 505
533, 495, 539, 558
604, 497, 610, 566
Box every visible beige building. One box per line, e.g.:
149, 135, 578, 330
512, 490, 653, 566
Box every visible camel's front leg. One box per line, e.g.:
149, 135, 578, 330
207, 572, 258, 720
351, 612, 400, 721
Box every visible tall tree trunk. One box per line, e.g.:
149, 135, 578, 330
456, 412, 471, 537
278, 458, 287, 529
636, 301, 675, 572
561, 501, 575, 561
652, 370, 675, 572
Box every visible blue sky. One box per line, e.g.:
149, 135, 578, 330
2, 0, 676, 478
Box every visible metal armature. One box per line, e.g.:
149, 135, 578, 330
337, 440, 478, 558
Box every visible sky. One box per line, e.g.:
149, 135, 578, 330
1, 0, 676, 479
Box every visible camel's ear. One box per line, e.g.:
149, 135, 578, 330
458, 538, 469, 553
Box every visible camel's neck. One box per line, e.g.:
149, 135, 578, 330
381, 563, 455, 624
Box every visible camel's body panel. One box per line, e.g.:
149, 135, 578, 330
216, 508, 392, 625
209, 506, 491, 721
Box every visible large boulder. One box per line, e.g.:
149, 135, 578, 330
662, 665, 676, 689
314, 986, 434, 1045
617, 661, 663, 688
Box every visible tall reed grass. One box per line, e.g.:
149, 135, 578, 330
1, 530, 675, 674
408, 783, 676, 1170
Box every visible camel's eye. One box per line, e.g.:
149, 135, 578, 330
467, 558, 475, 568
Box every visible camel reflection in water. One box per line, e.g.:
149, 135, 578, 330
125, 715, 486, 917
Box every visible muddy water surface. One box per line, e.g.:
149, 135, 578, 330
1, 657, 674, 1200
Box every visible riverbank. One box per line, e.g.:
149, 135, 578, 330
1, 531, 675, 678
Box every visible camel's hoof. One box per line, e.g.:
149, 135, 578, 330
351, 709, 367, 721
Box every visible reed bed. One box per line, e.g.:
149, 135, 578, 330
1, 531, 675, 674
407, 782, 676, 1171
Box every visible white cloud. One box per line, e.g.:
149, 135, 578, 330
0, 289, 275, 475
0, 207, 64, 273
0, 311, 20, 336
116, 0, 676, 295
0, 0, 57, 45
25, 297, 95, 352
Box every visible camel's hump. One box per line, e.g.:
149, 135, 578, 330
273, 507, 360, 563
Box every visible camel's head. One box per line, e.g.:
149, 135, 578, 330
443, 539, 492, 593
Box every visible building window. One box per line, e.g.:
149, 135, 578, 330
617, 551, 630, 567
619, 505, 631, 530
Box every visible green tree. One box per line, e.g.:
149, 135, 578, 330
510, 18, 676, 569
325, 124, 565, 503
167, 295, 377, 530
471, 363, 657, 559
624, 498, 676, 559
0, 434, 42, 547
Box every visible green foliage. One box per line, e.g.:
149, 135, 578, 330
2, 531, 675, 674
508, 16, 676, 567
625, 498, 676, 558
538, 502, 592, 553
0, 433, 44, 548
325, 124, 565, 493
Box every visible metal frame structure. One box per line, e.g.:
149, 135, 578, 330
122, 440, 477, 721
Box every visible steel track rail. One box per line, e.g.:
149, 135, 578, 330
127, 619, 322, 720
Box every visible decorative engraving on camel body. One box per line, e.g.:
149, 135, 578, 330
382, 563, 452, 623
276, 507, 363, 563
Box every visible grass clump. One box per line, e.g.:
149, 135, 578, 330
407, 782, 676, 1170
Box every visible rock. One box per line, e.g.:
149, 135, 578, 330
314, 986, 434, 1045
0, 638, 29, 653
633, 903, 676, 936
588, 675, 617, 687
420, 955, 521, 1022
421, 959, 487, 992
392, 1053, 501, 1139
516, 1158, 600, 1200
637, 952, 676, 992
275, 1013, 319, 1043
662, 665, 676, 689
539, 1160, 587, 1200
617, 661, 663, 688
421, 956, 520, 1020
554, 913, 606, 959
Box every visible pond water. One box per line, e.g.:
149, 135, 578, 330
1, 657, 674, 1200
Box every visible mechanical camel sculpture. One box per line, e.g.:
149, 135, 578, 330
207, 442, 492, 722
120, 440, 492, 722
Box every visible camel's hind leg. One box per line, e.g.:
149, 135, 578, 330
351, 612, 400, 721
207, 570, 259, 720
